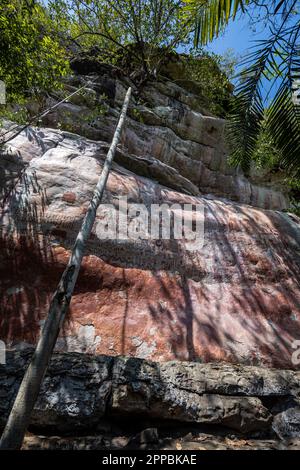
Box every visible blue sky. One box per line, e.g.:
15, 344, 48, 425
207, 14, 266, 59
206, 14, 276, 101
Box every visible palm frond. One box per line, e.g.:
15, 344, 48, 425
186, 0, 300, 175
184, 0, 249, 47
227, 2, 300, 175
266, 88, 300, 176
227, 40, 279, 173
266, 28, 300, 176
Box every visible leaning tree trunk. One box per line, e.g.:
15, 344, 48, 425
0, 87, 132, 450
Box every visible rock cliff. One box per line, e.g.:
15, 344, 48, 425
1, 115, 300, 367
1, 58, 300, 448
42, 60, 289, 210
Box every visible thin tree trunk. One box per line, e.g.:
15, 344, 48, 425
0, 87, 132, 450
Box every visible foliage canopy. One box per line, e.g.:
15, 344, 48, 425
0, 0, 69, 105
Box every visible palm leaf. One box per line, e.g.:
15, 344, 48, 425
227, 3, 300, 175
184, 0, 249, 47
266, 36, 300, 176
186, 0, 300, 176
227, 42, 276, 173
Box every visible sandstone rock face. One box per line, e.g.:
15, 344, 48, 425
0, 121, 300, 367
2, 349, 300, 439
39, 63, 288, 210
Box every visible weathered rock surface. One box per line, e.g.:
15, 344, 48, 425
272, 397, 300, 440
1, 350, 300, 445
0, 118, 300, 367
38, 62, 288, 210
1, 56, 300, 450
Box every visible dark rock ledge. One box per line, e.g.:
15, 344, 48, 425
1, 349, 300, 449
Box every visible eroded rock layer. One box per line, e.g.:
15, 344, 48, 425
1, 349, 300, 447
0, 123, 300, 367
39, 62, 288, 210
